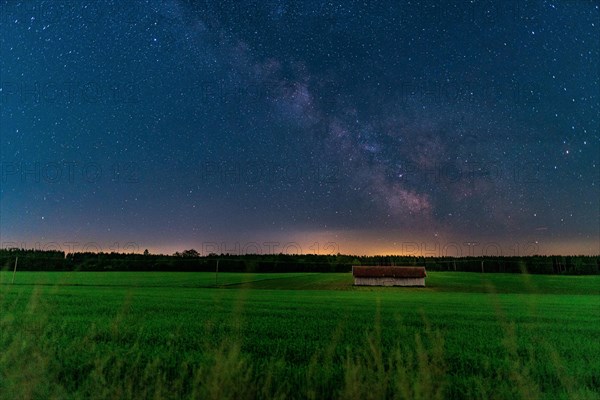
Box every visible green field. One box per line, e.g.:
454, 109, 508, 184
1, 272, 599, 399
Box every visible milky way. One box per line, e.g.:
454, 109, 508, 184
0, 1, 598, 255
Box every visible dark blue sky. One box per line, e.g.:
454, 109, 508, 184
1, 0, 598, 256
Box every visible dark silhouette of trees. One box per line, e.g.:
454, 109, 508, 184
0, 248, 598, 274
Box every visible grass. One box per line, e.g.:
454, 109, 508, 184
3, 271, 599, 295
1, 271, 599, 399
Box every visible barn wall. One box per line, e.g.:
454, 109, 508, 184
354, 277, 425, 287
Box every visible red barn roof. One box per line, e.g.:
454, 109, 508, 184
352, 266, 427, 278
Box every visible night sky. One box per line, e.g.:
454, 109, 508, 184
1, 1, 598, 256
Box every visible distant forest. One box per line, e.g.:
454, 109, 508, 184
1, 248, 599, 275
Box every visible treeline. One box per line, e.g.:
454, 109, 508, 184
0, 248, 599, 275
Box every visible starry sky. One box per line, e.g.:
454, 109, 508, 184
0, 0, 598, 256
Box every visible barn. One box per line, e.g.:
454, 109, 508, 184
352, 266, 427, 287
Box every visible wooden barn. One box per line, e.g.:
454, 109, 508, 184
352, 266, 427, 287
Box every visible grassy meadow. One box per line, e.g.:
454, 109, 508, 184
1, 271, 599, 399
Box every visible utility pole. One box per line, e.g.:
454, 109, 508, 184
11, 256, 18, 284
